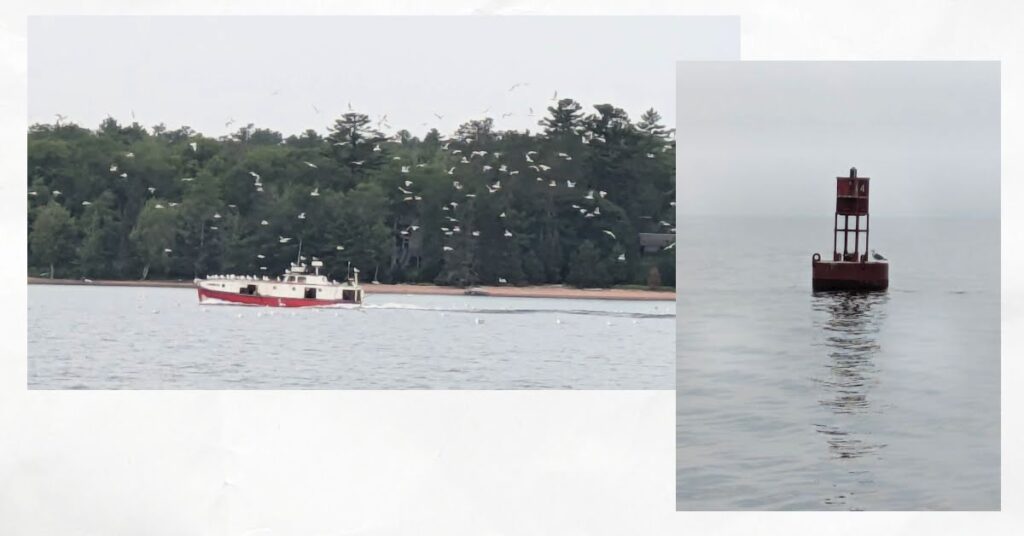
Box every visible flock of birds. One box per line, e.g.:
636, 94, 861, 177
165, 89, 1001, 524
35, 90, 677, 282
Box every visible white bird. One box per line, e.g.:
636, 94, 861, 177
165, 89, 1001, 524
663, 242, 676, 250
335, 245, 345, 250
154, 204, 165, 209
603, 230, 617, 240
538, 164, 551, 171
213, 213, 221, 219
163, 248, 172, 253
498, 277, 507, 284
125, 152, 135, 158
120, 172, 128, 178
584, 190, 594, 200
373, 144, 381, 152
190, 142, 198, 152
53, 190, 62, 196
499, 212, 506, 218
261, 220, 269, 225
646, 153, 655, 159
351, 160, 364, 166
257, 254, 265, 259
180, 177, 194, 182
549, 180, 557, 187
310, 187, 320, 197
871, 249, 887, 261
483, 165, 493, 172
304, 161, 317, 168
598, 190, 607, 198
465, 194, 476, 198
471, 231, 480, 237
452, 181, 463, 190
81, 201, 92, 206
404, 180, 413, 187
28, 191, 37, 197
249, 171, 260, 180
109, 164, 118, 172
401, 166, 410, 173
410, 225, 420, 231
594, 207, 601, 215
447, 167, 456, 175
398, 187, 412, 195
566, 180, 576, 188
557, 152, 570, 159
169, 202, 179, 207
443, 246, 454, 252
617, 253, 626, 261
279, 236, 292, 243
297, 212, 306, 220
147, 187, 156, 194
504, 229, 513, 238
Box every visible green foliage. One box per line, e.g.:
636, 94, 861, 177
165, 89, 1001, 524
566, 240, 610, 288
29, 202, 76, 278
26, 102, 675, 287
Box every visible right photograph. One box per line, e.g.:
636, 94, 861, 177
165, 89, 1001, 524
675, 61, 1000, 510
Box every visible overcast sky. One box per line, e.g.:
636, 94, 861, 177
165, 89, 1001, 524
29, 16, 736, 138
677, 61, 1000, 218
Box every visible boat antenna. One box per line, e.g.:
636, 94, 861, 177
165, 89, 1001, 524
296, 238, 302, 266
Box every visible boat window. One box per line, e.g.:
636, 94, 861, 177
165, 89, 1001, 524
343, 290, 355, 302
298, 276, 306, 283
304, 287, 317, 299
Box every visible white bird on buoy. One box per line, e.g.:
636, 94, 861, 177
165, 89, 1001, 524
871, 249, 887, 261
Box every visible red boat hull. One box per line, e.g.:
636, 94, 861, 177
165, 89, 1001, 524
197, 287, 354, 308
812, 258, 889, 292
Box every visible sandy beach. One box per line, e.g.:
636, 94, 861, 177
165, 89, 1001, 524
27, 277, 675, 301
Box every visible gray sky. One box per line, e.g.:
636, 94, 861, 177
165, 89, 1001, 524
29, 16, 737, 138
677, 61, 1000, 218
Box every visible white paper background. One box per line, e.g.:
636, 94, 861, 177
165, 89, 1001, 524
2, 2, 1022, 534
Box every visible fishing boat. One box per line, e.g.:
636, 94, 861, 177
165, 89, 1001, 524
195, 260, 364, 307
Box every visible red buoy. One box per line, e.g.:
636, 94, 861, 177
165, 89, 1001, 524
812, 167, 889, 291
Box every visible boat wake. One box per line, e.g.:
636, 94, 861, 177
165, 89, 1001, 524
360, 302, 675, 319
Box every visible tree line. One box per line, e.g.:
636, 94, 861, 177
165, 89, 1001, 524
28, 99, 676, 288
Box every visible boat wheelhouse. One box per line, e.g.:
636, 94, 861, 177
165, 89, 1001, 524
195, 260, 363, 307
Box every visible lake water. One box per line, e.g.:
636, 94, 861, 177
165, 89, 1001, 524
676, 216, 1000, 510
28, 286, 674, 389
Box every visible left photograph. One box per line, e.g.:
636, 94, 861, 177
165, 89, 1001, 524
26, 16, 735, 389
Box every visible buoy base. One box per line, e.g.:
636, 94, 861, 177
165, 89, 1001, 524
811, 255, 889, 292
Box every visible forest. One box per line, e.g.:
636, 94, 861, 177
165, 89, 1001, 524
27, 99, 676, 288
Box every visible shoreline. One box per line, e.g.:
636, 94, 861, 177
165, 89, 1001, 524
27, 277, 675, 302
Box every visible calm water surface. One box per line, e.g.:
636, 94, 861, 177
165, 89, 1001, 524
29, 287, 674, 389
677, 216, 999, 510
